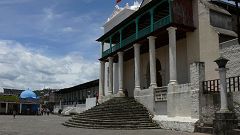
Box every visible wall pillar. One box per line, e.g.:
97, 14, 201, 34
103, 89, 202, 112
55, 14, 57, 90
190, 62, 205, 119
134, 43, 141, 91
20, 103, 22, 114
117, 52, 124, 97
108, 57, 114, 95
99, 61, 105, 97
5, 102, 8, 114
167, 27, 178, 84
147, 36, 157, 88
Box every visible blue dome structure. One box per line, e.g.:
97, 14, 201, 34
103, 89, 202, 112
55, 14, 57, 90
20, 90, 37, 99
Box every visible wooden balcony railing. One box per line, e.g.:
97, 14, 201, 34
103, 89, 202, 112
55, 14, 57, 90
203, 76, 240, 94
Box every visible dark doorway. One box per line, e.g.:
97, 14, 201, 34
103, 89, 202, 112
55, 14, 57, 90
146, 59, 163, 88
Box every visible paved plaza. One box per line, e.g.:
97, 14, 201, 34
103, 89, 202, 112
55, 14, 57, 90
0, 115, 210, 135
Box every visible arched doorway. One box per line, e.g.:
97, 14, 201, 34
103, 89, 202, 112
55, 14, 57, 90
146, 59, 163, 88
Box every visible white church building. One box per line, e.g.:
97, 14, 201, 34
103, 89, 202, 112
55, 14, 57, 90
96, 0, 240, 132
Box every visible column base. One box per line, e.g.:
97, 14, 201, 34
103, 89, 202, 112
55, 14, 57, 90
219, 109, 230, 113
108, 90, 113, 95
213, 111, 238, 135
134, 87, 141, 92
116, 90, 125, 97
150, 83, 157, 88
169, 80, 178, 85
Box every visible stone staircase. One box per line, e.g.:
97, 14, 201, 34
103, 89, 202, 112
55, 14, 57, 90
63, 97, 159, 129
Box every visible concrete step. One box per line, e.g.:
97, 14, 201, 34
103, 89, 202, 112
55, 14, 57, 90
195, 126, 213, 134
80, 109, 148, 115
64, 122, 159, 129
72, 117, 152, 121
90, 105, 145, 110
230, 129, 240, 135
75, 113, 150, 119
63, 123, 159, 130
68, 119, 154, 125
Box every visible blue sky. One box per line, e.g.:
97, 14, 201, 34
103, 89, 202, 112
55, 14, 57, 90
0, 0, 137, 90
0, 0, 234, 91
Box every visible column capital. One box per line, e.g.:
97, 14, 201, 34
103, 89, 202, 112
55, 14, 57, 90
147, 36, 157, 40
108, 57, 113, 61
133, 43, 141, 47
167, 26, 177, 32
100, 60, 106, 64
117, 51, 124, 56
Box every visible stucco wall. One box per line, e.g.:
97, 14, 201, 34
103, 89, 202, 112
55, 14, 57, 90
123, 59, 135, 97
155, 101, 167, 115
220, 39, 240, 77
104, 9, 135, 33
186, 0, 220, 81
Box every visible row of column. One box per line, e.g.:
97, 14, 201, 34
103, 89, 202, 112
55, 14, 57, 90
4, 103, 22, 114
99, 27, 177, 97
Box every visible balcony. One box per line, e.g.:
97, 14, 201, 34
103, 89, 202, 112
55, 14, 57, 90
98, 0, 193, 59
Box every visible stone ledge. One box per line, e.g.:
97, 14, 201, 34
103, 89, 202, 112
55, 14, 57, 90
153, 115, 198, 132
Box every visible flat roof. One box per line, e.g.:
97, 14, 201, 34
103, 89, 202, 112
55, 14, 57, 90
55, 79, 99, 94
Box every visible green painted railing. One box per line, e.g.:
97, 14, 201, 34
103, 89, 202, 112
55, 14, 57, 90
138, 26, 151, 39
102, 48, 112, 57
122, 33, 136, 47
112, 43, 120, 52
102, 14, 171, 58
154, 15, 171, 30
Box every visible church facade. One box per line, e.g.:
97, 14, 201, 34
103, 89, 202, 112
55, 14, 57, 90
97, 0, 240, 132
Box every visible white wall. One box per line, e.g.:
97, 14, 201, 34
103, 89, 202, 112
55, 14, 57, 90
186, 0, 220, 81
123, 59, 135, 97
104, 8, 136, 33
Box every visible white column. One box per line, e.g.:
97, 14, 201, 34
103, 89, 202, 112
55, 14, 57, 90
117, 52, 124, 97
134, 43, 141, 91
108, 57, 114, 94
99, 61, 105, 97
5, 102, 8, 114
216, 68, 229, 112
148, 36, 157, 88
20, 103, 22, 114
167, 27, 177, 84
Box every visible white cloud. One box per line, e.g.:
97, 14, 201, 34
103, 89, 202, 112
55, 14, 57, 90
0, 40, 99, 90
62, 27, 74, 32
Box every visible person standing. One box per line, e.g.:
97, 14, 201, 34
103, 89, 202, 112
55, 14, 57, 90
13, 110, 16, 119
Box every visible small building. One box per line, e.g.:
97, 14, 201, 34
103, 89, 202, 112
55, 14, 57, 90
0, 89, 40, 115
54, 79, 99, 115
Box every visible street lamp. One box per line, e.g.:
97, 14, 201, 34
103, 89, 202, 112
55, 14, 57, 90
229, 0, 240, 43
213, 56, 238, 135
214, 57, 229, 68
214, 56, 229, 112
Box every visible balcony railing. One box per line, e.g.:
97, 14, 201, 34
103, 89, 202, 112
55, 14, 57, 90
122, 33, 136, 47
102, 15, 171, 58
203, 76, 240, 94
154, 15, 171, 30
102, 48, 111, 57
112, 43, 120, 52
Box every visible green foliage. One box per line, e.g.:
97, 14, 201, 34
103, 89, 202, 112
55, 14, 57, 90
0, 95, 19, 102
